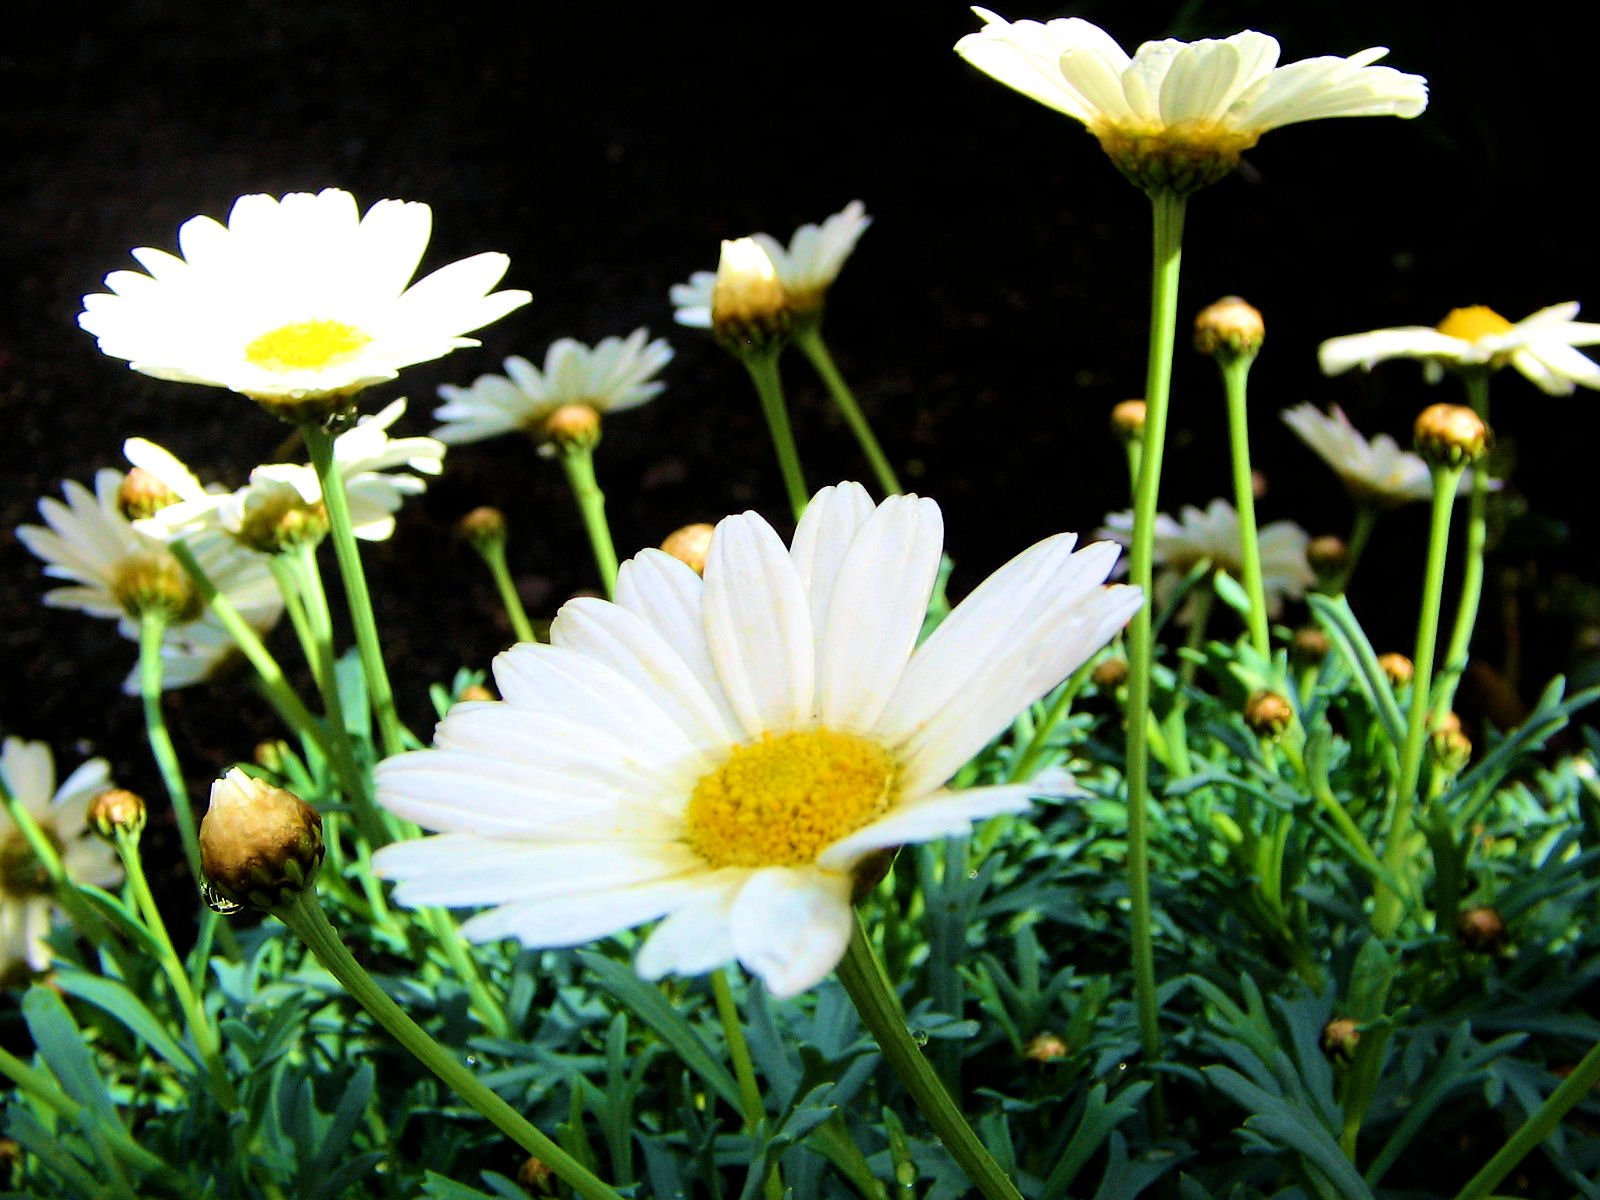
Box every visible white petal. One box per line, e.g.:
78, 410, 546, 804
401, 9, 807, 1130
817, 785, 1036, 869
458, 876, 710, 946
635, 873, 745, 979
729, 868, 853, 998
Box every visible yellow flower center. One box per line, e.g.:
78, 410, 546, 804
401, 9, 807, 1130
684, 729, 896, 869
1436, 306, 1513, 343
244, 319, 373, 372
112, 549, 202, 622
0, 828, 62, 899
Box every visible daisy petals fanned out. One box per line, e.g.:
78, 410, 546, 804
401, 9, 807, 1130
375, 482, 1139, 997
1280, 403, 1435, 507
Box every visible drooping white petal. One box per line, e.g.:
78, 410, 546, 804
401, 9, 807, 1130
730, 868, 854, 998
635, 873, 745, 979
818, 785, 1037, 869
458, 876, 710, 946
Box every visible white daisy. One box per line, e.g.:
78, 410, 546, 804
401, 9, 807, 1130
431, 329, 673, 446
78, 188, 531, 420
374, 482, 1140, 998
16, 468, 283, 693
955, 11, 1427, 193
1100, 498, 1311, 619
1281, 403, 1435, 507
1318, 304, 1600, 396
671, 202, 871, 328
0, 738, 123, 976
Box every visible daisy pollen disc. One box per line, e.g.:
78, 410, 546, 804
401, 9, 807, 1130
244, 319, 374, 373
1435, 306, 1514, 343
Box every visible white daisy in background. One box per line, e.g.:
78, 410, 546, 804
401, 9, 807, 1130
670, 201, 871, 328
955, 11, 1427, 193
431, 329, 673, 446
0, 738, 123, 976
78, 188, 531, 420
374, 482, 1140, 997
1318, 304, 1600, 396
1100, 498, 1312, 619
16, 469, 283, 693
1281, 403, 1437, 508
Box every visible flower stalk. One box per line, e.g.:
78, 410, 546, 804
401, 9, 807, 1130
793, 324, 902, 497
558, 444, 620, 599
138, 611, 203, 884
1433, 367, 1492, 721
741, 351, 810, 521
1218, 355, 1272, 659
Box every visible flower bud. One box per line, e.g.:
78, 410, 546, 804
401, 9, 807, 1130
660, 523, 715, 575
710, 237, 790, 354
1414, 403, 1489, 469
1110, 399, 1147, 443
199, 769, 324, 912
1456, 905, 1507, 954
1321, 1017, 1361, 1062
1306, 535, 1348, 579
116, 468, 180, 521
1290, 626, 1330, 665
254, 739, 289, 773
456, 506, 507, 551
1024, 1032, 1068, 1063
1194, 296, 1264, 361
458, 683, 497, 703
88, 789, 147, 841
233, 487, 328, 554
1431, 726, 1473, 774
1091, 657, 1130, 690
1378, 653, 1414, 687
540, 403, 602, 452
111, 549, 202, 622
518, 1156, 557, 1197
1244, 690, 1294, 738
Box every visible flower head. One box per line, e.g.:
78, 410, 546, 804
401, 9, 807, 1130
432, 329, 673, 448
1100, 498, 1311, 619
1281, 403, 1437, 507
955, 11, 1427, 194
79, 189, 531, 423
0, 739, 123, 976
200, 769, 325, 912
1319, 303, 1600, 396
374, 482, 1139, 997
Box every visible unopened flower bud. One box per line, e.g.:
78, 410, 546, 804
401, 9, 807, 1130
711, 237, 790, 354
116, 468, 180, 520
234, 488, 328, 553
458, 683, 496, 703
1307, 535, 1348, 579
254, 739, 289, 773
1244, 690, 1294, 738
1024, 1032, 1068, 1063
457, 506, 507, 550
1321, 1017, 1361, 1062
199, 769, 323, 912
1414, 403, 1489, 469
88, 789, 147, 841
1194, 296, 1264, 360
1432, 726, 1473, 774
518, 1156, 557, 1197
1091, 657, 1130, 690
111, 549, 201, 622
1456, 905, 1507, 954
1378, 653, 1414, 687
1110, 399, 1147, 443
1290, 626, 1331, 665
660, 523, 715, 575
1434, 710, 1463, 736
540, 403, 602, 451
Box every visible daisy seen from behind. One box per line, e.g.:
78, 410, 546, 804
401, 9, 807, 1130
1281, 403, 1437, 508
374, 482, 1140, 997
1318, 304, 1600, 396
79, 188, 531, 423
955, 10, 1428, 194
0, 738, 123, 977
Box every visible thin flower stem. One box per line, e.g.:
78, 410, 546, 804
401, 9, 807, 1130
1374, 464, 1463, 938
0, 775, 117, 958
139, 612, 203, 886
1006, 658, 1096, 783
558, 444, 619, 600
1328, 505, 1379, 596
741, 351, 809, 521
1454, 1034, 1600, 1200
303, 423, 408, 759
835, 914, 1023, 1200
1434, 368, 1491, 721
709, 968, 783, 1200
273, 890, 623, 1200
473, 536, 537, 643
1123, 187, 1187, 1124
793, 324, 902, 496
1220, 356, 1272, 659
267, 556, 324, 694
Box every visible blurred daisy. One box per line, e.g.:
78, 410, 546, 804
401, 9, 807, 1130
1318, 304, 1600, 396
671, 201, 871, 328
1101, 498, 1311, 618
17, 468, 282, 692
1281, 403, 1435, 507
955, 12, 1427, 193
0, 738, 123, 976
374, 482, 1139, 997
432, 329, 673, 447
79, 188, 531, 421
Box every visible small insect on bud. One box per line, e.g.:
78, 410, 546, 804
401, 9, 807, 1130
199, 769, 324, 913
1110, 399, 1147, 443
1414, 403, 1490, 469
1091, 656, 1130, 690
518, 1156, 557, 1197
456, 506, 507, 550
660, 523, 715, 575
540, 403, 602, 451
1244, 690, 1294, 738
711, 237, 791, 354
88, 789, 147, 842
1321, 1017, 1361, 1063
116, 468, 180, 521
1024, 1032, 1069, 1063
1378, 653, 1414, 687
1456, 905, 1507, 955
1306, 535, 1348, 579
1290, 626, 1331, 665
1194, 296, 1265, 361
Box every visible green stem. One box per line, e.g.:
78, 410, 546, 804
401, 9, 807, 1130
267, 555, 324, 694
834, 915, 1023, 1200
793, 324, 903, 496
741, 351, 809, 521
473, 536, 537, 643
303, 423, 407, 759
1123, 188, 1187, 1121
709, 968, 783, 1200
1328, 505, 1379, 597
0, 775, 117, 959
1374, 465, 1463, 938
274, 889, 622, 1200
1455, 1036, 1600, 1200
1434, 369, 1492, 720
138, 611, 203, 886
1219, 355, 1271, 659
558, 444, 619, 600
422, 905, 510, 1040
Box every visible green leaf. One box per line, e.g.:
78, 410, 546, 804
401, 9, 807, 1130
1307, 593, 1405, 747
49, 968, 199, 1078
21, 987, 118, 1124
1205, 1066, 1374, 1200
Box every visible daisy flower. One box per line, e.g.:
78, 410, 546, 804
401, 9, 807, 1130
79, 188, 531, 422
1318, 304, 1600, 396
374, 482, 1139, 997
1281, 403, 1435, 508
0, 738, 123, 976
432, 329, 673, 447
1100, 498, 1311, 619
955, 11, 1427, 194
671, 201, 871, 329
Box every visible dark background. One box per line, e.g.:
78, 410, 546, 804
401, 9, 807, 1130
7, 1, 1600, 880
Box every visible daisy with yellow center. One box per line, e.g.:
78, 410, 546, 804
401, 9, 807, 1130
955, 11, 1427, 194
79, 188, 531, 422
1319, 303, 1600, 395
374, 482, 1139, 997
